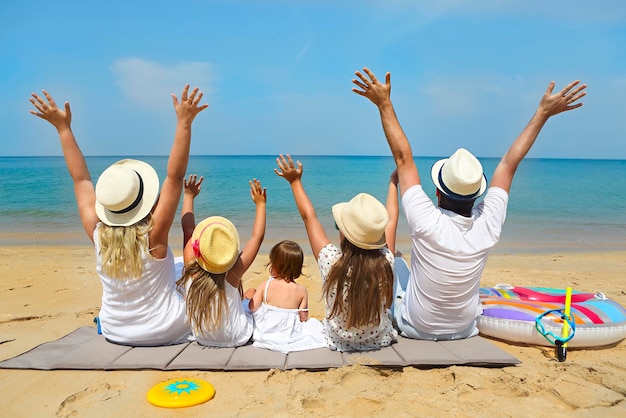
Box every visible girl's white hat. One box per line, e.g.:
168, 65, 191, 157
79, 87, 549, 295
332, 193, 388, 250
95, 159, 160, 227
191, 216, 240, 274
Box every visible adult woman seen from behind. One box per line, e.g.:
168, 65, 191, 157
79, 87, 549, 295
29, 85, 208, 345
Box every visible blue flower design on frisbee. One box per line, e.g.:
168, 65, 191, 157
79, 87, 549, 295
164, 379, 200, 395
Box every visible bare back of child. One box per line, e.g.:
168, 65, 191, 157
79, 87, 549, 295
249, 240, 309, 322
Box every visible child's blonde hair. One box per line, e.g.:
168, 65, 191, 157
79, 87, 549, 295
176, 260, 235, 336
268, 240, 303, 282
323, 239, 393, 328
97, 215, 153, 279
178, 215, 245, 336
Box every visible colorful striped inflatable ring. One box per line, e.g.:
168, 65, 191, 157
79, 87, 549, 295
477, 285, 626, 348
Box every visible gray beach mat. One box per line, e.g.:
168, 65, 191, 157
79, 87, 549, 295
0, 326, 519, 371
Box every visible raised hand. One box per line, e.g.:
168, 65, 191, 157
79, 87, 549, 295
249, 178, 267, 205
172, 84, 209, 124
29, 90, 72, 131
352, 67, 392, 108
274, 154, 303, 184
538, 80, 587, 118
184, 174, 204, 198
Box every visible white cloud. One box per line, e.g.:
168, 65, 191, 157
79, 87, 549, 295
111, 58, 214, 109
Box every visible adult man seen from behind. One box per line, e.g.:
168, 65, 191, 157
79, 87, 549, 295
352, 68, 586, 340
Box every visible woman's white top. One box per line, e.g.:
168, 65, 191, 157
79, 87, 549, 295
94, 224, 191, 345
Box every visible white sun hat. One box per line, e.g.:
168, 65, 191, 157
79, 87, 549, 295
332, 193, 388, 250
431, 148, 487, 201
94, 159, 160, 227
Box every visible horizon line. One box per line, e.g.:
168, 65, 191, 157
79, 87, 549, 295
1, 154, 625, 162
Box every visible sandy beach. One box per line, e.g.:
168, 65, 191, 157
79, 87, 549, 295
1, 244, 625, 417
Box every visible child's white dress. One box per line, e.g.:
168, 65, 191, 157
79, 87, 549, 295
191, 280, 253, 348
252, 277, 326, 353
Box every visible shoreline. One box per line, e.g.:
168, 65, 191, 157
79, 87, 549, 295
2, 229, 624, 255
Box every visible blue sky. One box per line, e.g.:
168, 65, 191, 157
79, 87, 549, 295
2, 0, 625, 159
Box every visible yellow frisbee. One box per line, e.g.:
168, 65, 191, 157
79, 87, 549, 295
147, 378, 215, 408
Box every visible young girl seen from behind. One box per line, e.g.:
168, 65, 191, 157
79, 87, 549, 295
177, 175, 266, 347
248, 240, 326, 353
275, 154, 398, 352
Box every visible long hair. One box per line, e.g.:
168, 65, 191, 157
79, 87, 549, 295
268, 240, 303, 282
322, 239, 393, 328
176, 260, 228, 336
97, 215, 153, 279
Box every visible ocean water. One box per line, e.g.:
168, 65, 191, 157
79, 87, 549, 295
1, 155, 625, 254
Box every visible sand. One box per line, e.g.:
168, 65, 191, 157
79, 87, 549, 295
1, 244, 625, 417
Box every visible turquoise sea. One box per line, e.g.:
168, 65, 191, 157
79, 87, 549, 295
1, 156, 625, 254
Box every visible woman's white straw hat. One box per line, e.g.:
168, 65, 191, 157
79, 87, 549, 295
430, 148, 487, 201
191, 216, 240, 274
95, 159, 160, 227
332, 193, 388, 250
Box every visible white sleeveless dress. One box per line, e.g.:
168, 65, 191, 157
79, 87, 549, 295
252, 277, 326, 353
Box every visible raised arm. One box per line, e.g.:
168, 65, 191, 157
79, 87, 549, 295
228, 179, 267, 287
29, 91, 99, 241
181, 174, 203, 249
352, 68, 420, 196
491, 80, 587, 193
150, 85, 208, 254
385, 169, 400, 256
274, 154, 330, 260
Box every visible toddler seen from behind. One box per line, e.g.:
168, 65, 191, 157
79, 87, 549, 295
248, 240, 326, 353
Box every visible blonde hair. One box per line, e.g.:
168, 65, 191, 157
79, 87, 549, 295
268, 240, 303, 283
176, 260, 232, 336
97, 215, 153, 279
323, 239, 393, 328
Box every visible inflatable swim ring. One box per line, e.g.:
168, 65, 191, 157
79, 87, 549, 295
477, 285, 626, 348
147, 378, 215, 408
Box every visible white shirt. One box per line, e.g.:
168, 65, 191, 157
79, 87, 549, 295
401, 185, 508, 335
